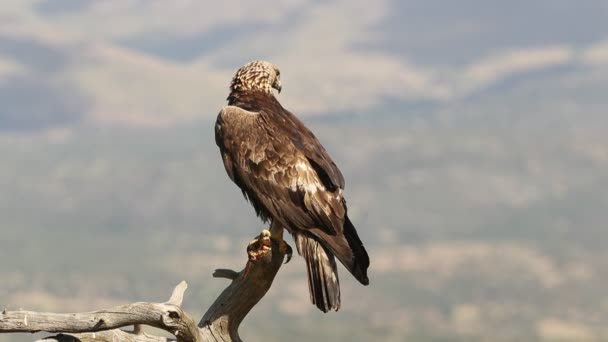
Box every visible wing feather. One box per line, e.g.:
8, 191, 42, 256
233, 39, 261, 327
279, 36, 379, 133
216, 105, 342, 234
216, 102, 369, 286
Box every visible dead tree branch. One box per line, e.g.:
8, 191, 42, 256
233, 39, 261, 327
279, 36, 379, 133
199, 230, 287, 341
0, 229, 287, 342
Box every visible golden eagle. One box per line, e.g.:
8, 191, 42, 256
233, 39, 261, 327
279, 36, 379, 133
215, 60, 369, 312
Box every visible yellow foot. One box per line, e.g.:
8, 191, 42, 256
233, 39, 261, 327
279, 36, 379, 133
247, 229, 272, 262
246, 229, 293, 264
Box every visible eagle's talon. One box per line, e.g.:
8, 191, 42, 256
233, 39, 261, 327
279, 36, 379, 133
247, 229, 272, 262
248, 229, 293, 264
280, 240, 293, 264
283, 243, 293, 264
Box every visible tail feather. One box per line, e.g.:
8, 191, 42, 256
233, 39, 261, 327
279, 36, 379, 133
294, 214, 370, 312
342, 215, 370, 285
310, 215, 370, 286
295, 233, 340, 312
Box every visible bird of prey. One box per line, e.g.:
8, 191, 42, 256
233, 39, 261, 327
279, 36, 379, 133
215, 60, 369, 312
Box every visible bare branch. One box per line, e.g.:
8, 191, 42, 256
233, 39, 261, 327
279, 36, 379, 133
35, 330, 169, 342
199, 230, 287, 342
212, 269, 240, 280
0, 282, 202, 342
167, 281, 188, 306
0, 229, 288, 342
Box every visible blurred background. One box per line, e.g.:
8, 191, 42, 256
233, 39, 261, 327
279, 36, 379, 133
1, 1, 607, 341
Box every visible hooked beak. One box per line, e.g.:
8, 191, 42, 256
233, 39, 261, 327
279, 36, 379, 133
273, 79, 282, 93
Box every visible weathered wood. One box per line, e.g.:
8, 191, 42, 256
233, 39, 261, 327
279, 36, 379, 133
0, 280, 200, 342
35, 330, 169, 342
0, 229, 287, 342
199, 230, 286, 342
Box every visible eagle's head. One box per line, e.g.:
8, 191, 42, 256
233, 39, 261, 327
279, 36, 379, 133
230, 60, 282, 94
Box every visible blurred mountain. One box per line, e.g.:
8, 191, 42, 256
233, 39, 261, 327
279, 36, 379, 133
1, 1, 608, 341
0, 0, 607, 128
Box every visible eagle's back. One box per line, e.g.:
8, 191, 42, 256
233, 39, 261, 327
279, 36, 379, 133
215, 91, 369, 303
216, 92, 345, 232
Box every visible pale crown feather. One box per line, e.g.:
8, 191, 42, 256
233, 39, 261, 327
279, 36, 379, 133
230, 60, 282, 94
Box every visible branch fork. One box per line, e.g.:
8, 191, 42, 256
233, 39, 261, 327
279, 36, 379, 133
0, 229, 288, 342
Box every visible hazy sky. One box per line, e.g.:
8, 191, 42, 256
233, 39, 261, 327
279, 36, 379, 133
0, 0, 607, 130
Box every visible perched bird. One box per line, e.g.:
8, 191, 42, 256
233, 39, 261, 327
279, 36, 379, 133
215, 60, 370, 312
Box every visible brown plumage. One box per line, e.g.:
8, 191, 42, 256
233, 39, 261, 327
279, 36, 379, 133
215, 60, 369, 312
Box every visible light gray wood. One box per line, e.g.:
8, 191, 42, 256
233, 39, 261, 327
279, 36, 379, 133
0, 230, 287, 342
